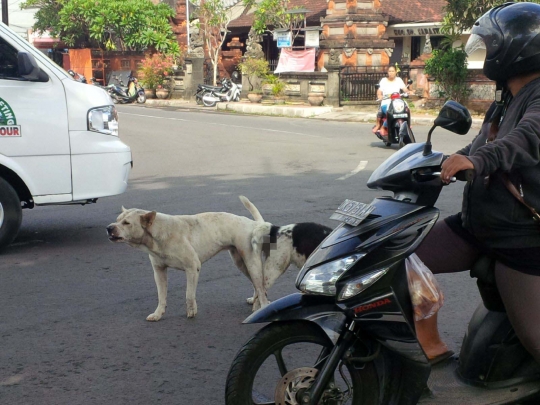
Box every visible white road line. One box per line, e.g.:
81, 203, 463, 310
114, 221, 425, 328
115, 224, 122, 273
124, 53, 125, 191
118, 112, 322, 138
337, 160, 368, 180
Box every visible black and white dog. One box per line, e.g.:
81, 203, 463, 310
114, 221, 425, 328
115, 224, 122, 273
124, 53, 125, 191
240, 197, 332, 308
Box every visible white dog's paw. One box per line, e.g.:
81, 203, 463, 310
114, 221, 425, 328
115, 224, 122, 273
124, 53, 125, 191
146, 312, 163, 322
246, 297, 255, 305
187, 302, 198, 318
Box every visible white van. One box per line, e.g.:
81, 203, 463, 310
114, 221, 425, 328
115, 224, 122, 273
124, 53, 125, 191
0, 22, 132, 249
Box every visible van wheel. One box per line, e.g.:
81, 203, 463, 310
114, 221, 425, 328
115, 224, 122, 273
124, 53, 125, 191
0, 178, 22, 251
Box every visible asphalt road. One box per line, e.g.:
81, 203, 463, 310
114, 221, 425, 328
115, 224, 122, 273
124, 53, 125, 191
0, 106, 479, 404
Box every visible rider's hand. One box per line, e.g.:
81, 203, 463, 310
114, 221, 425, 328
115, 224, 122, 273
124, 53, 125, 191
441, 155, 474, 183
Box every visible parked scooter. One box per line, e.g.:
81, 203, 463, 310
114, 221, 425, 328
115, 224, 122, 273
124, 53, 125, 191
225, 101, 540, 405
374, 79, 415, 148
107, 74, 146, 104
195, 78, 229, 105
200, 78, 241, 107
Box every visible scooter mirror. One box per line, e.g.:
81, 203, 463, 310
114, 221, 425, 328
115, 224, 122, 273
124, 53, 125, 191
434, 100, 472, 135
375, 84, 380, 90
407, 79, 413, 85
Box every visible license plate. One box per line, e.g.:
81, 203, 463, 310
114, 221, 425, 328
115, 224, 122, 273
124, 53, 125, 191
393, 113, 408, 118
330, 199, 375, 226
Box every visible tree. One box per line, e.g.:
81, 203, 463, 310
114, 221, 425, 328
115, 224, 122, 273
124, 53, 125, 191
21, 0, 180, 54
442, 0, 540, 37
196, 0, 233, 86
425, 47, 471, 103
243, 0, 305, 41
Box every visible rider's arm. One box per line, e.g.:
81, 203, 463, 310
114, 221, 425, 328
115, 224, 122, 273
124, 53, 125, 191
468, 98, 540, 176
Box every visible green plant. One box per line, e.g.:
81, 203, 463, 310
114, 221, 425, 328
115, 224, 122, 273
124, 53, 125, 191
244, 0, 305, 42
22, 0, 180, 54
137, 53, 175, 89
263, 74, 281, 85
424, 46, 472, 103
271, 80, 286, 97
237, 57, 269, 92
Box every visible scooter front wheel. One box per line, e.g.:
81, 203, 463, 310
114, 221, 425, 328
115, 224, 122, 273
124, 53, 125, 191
225, 321, 380, 405
136, 91, 146, 104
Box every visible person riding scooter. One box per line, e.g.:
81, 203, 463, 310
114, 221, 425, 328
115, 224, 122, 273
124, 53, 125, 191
372, 65, 410, 136
415, 1, 540, 366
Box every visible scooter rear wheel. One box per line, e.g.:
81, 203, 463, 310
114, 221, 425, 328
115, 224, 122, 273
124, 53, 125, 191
225, 321, 380, 405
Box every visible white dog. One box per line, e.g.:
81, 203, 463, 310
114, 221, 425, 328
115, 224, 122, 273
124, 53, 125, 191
106, 196, 272, 319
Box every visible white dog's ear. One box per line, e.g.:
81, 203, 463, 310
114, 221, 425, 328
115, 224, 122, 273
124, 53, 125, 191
122, 206, 127, 212
140, 211, 157, 229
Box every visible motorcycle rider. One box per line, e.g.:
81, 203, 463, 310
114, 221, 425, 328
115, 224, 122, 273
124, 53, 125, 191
414, 2, 540, 364
372, 65, 410, 135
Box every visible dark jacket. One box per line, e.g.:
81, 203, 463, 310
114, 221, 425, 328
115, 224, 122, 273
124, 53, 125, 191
457, 77, 540, 248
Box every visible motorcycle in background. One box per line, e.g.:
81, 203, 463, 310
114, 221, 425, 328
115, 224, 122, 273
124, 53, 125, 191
107, 74, 146, 104
199, 78, 241, 107
374, 79, 415, 148
195, 78, 229, 105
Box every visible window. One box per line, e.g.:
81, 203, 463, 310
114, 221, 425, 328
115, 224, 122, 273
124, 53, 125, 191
0, 37, 20, 79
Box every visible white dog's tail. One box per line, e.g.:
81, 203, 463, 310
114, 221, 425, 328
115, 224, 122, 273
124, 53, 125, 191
239, 195, 265, 222
251, 222, 273, 254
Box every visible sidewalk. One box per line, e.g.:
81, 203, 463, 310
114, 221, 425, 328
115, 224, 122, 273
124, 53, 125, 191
144, 99, 484, 129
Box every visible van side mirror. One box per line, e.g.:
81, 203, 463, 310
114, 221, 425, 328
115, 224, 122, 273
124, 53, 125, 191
18, 52, 48, 82
434, 100, 472, 135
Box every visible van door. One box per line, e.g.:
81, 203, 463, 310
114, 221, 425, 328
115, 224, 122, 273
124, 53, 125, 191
0, 35, 71, 198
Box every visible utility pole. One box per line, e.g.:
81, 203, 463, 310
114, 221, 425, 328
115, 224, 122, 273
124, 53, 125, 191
1, 0, 8, 25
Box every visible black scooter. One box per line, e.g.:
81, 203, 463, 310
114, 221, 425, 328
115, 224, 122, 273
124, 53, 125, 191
195, 78, 229, 105
225, 101, 540, 404
107, 74, 146, 104
375, 79, 416, 149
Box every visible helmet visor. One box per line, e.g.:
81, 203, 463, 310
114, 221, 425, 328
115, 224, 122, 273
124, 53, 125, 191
465, 33, 487, 56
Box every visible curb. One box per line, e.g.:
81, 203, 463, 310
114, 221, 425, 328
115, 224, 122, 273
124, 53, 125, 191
141, 99, 483, 128
216, 102, 332, 118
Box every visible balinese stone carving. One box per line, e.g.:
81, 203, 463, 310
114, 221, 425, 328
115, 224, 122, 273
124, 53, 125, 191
329, 48, 341, 65
245, 27, 265, 59
423, 34, 432, 54
367, 48, 373, 55
188, 19, 205, 57
385, 47, 393, 57
344, 48, 356, 58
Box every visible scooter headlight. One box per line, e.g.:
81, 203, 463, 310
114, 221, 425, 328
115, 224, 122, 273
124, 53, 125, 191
392, 99, 406, 113
88, 105, 119, 136
337, 267, 389, 301
299, 254, 365, 296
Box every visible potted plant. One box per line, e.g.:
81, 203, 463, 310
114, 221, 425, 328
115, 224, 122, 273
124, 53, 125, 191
262, 74, 279, 97
137, 53, 175, 99
238, 57, 269, 103
270, 78, 286, 104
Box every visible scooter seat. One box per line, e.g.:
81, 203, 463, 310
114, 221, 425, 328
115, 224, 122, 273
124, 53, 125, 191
470, 255, 505, 312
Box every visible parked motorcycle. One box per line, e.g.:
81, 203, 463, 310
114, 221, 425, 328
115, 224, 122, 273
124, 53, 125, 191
200, 78, 241, 107
225, 101, 540, 405
195, 78, 229, 105
375, 79, 415, 148
107, 74, 146, 104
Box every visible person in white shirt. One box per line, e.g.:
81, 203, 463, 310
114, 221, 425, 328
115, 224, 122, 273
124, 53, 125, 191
372, 66, 410, 134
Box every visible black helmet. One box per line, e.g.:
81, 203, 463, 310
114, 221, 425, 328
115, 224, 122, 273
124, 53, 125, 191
465, 2, 540, 81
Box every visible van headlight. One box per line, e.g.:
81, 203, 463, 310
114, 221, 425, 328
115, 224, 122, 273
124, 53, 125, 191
337, 267, 389, 301
88, 105, 119, 136
299, 254, 364, 296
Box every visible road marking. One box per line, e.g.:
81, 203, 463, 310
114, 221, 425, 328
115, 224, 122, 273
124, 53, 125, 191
338, 160, 368, 180
118, 112, 322, 138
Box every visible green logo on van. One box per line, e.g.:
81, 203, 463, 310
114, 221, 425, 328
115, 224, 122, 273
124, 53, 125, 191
0, 97, 17, 125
